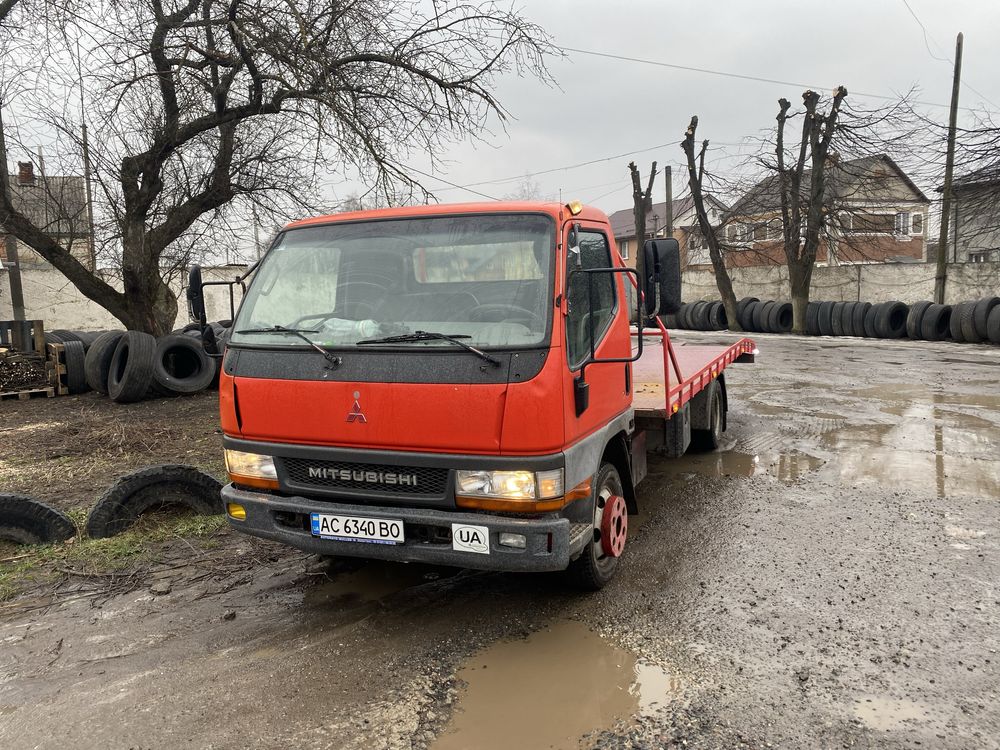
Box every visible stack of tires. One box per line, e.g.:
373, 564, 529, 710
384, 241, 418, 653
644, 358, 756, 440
943, 297, 1000, 344
671, 301, 730, 331
49, 321, 231, 403
802, 300, 909, 339
735, 298, 794, 334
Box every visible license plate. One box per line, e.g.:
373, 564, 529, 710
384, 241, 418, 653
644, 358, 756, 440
310, 513, 405, 545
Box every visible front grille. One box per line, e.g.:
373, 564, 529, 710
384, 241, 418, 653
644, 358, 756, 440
282, 458, 449, 496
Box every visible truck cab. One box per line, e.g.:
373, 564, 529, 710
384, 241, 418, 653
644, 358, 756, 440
193, 201, 748, 588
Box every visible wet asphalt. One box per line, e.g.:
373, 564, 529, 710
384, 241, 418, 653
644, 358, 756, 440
1, 332, 999, 749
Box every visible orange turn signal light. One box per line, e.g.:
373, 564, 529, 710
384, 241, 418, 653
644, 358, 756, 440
227, 473, 280, 491
455, 478, 592, 513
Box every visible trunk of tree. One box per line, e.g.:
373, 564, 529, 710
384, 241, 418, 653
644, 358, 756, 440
788, 262, 811, 335
681, 116, 741, 331
628, 160, 657, 323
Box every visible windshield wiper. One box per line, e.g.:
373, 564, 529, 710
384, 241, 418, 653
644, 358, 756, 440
356, 331, 502, 368
236, 325, 343, 369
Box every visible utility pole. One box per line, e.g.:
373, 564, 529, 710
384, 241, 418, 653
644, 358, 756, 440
935, 32, 963, 304
664, 165, 673, 236
0, 100, 27, 320
252, 207, 262, 259
79, 62, 97, 272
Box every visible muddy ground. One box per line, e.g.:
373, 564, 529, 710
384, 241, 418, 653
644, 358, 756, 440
1, 332, 998, 749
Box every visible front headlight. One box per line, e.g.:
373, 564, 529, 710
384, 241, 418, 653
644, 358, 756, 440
225, 449, 278, 489
455, 468, 564, 500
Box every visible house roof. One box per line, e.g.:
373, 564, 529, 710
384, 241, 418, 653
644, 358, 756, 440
950, 165, 1000, 192
608, 195, 728, 239
2, 173, 88, 237
729, 154, 929, 217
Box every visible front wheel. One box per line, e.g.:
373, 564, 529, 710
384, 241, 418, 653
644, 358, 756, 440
567, 462, 628, 590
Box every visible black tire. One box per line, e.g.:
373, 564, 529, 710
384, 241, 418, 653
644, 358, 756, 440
73, 331, 103, 350
50, 329, 84, 344
873, 301, 908, 339
949, 301, 967, 342
152, 334, 216, 394
84, 331, 127, 393
851, 302, 872, 338
742, 301, 761, 332
973, 297, 1000, 340
805, 302, 822, 336
863, 304, 878, 338
959, 301, 982, 343
921, 304, 952, 341
691, 380, 724, 451
85, 465, 223, 539
676, 304, 690, 329
987, 305, 1000, 345
905, 301, 933, 340
0, 494, 76, 545
817, 301, 836, 336
566, 462, 625, 590
838, 302, 857, 337
755, 301, 775, 333
62, 339, 89, 394
707, 302, 727, 330
736, 297, 758, 330
108, 331, 157, 403
767, 301, 793, 333
830, 302, 846, 336
693, 301, 712, 331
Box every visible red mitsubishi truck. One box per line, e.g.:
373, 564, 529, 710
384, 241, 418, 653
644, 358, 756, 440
188, 201, 754, 588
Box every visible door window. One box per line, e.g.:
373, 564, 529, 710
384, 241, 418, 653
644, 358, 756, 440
566, 230, 617, 368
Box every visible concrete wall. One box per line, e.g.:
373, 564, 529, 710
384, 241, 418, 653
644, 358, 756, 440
681, 262, 1000, 305
0, 265, 247, 331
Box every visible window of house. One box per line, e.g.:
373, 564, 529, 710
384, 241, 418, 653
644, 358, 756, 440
969, 250, 989, 263
617, 239, 629, 260
767, 218, 783, 239
566, 230, 617, 369
688, 230, 706, 251
726, 223, 741, 242
846, 212, 895, 234
752, 223, 767, 241
911, 213, 923, 235
894, 212, 910, 235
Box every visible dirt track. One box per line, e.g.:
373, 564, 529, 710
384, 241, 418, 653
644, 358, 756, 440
1, 332, 999, 749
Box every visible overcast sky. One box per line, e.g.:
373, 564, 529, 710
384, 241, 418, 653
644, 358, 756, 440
327, 0, 1000, 217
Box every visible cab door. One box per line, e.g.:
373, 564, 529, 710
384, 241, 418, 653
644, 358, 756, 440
562, 224, 632, 445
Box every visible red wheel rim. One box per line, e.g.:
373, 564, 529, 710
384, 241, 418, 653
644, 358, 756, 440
600, 494, 628, 558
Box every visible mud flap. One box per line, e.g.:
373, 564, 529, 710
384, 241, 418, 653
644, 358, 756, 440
644, 403, 691, 458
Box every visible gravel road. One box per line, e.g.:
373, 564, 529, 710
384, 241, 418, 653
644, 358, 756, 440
1, 332, 998, 749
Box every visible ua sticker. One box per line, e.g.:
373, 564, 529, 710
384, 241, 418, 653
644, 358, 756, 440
452, 524, 490, 555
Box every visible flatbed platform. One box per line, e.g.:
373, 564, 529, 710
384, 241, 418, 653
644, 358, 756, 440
632, 329, 756, 420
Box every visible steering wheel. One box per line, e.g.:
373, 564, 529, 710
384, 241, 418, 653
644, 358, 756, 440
468, 303, 542, 326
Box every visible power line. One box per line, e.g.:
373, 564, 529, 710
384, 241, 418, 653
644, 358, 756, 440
562, 46, 998, 116
898, 0, 999, 109
403, 164, 501, 201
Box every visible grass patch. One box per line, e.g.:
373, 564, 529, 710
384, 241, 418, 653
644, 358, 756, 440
0, 512, 229, 603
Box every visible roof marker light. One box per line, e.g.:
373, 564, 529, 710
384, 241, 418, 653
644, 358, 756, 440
566, 200, 583, 216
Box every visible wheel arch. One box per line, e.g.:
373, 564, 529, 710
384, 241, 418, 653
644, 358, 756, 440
601, 431, 637, 514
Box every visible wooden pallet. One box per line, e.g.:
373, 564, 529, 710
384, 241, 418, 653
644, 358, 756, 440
0, 320, 47, 357
46, 343, 70, 396
0, 386, 55, 401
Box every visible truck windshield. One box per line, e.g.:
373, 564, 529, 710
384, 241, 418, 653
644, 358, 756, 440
230, 214, 554, 350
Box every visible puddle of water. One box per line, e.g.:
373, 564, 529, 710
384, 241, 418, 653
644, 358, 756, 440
651, 448, 823, 482
433, 620, 676, 750
853, 696, 942, 732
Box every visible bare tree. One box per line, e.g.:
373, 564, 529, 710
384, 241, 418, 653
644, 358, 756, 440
681, 116, 741, 331
628, 159, 656, 316
0, 0, 553, 334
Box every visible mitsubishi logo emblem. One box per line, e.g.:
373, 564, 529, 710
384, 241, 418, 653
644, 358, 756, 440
347, 390, 367, 423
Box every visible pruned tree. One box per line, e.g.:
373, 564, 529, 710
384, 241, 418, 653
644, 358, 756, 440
628, 159, 656, 318
0, 0, 553, 334
681, 116, 741, 331
774, 88, 848, 332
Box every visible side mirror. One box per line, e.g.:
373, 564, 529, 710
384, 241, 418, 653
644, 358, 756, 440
641, 239, 682, 318
187, 265, 207, 325
567, 222, 582, 269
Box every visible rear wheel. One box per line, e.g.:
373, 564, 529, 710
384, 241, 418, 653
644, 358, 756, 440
567, 463, 626, 590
